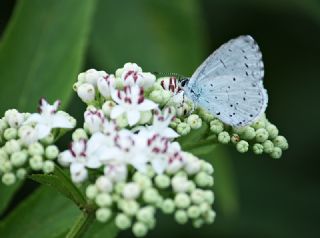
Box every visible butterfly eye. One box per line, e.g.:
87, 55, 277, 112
180, 78, 189, 87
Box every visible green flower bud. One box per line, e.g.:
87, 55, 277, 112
29, 155, 43, 170
149, 90, 164, 104
143, 188, 160, 204
270, 147, 282, 159
2, 172, 16, 185
132, 222, 148, 237
204, 210, 216, 224
10, 151, 27, 167
191, 189, 205, 204
96, 208, 112, 223
86, 184, 98, 200
177, 122, 191, 136
4, 128, 17, 140
5, 140, 21, 154
0, 160, 12, 173
139, 111, 152, 124
263, 140, 274, 154
145, 165, 155, 178
43, 160, 55, 174
255, 128, 269, 143
28, 142, 44, 156
115, 213, 132, 230
0, 118, 8, 131
210, 119, 224, 134
161, 199, 175, 214
242, 126, 256, 140
193, 218, 204, 228
187, 114, 202, 129
115, 114, 128, 128
0, 149, 8, 160
40, 133, 54, 145
187, 205, 201, 219
266, 124, 279, 139
115, 182, 125, 194
133, 173, 152, 190
174, 193, 191, 209
122, 200, 139, 216
203, 190, 214, 204
195, 171, 211, 187
137, 206, 155, 224
201, 161, 214, 174
154, 174, 170, 189
218, 131, 230, 144
273, 136, 288, 150
199, 203, 210, 214
45, 145, 59, 160
175, 210, 188, 224
236, 140, 249, 153
102, 100, 115, 117
72, 128, 88, 141
252, 119, 266, 129
16, 168, 27, 180
96, 193, 113, 207
252, 143, 264, 154
197, 107, 214, 122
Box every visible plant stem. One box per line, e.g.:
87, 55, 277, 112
66, 211, 95, 238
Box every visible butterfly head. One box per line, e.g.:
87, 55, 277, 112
178, 78, 190, 90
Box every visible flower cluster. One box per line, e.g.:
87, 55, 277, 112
0, 99, 75, 185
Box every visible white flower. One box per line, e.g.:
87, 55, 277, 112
147, 108, 179, 138
77, 83, 95, 103
111, 85, 158, 126
84, 108, 105, 134
78, 69, 107, 86
70, 163, 88, 183
97, 73, 115, 98
58, 132, 109, 183
183, 152, 201, 175
159, 76, 182, 95
104, 161, 128, 183
118, 63, 156, 89
101, 130, 149, 172
24, 98, 74, 139
166, 142, 185, 174
4, 109, 24, 128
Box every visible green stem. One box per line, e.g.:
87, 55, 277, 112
66, 211, 95, 238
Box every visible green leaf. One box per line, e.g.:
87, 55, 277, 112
0, 186, 80, 238
0, 182, 22, 215
89, 0, 206, 74
0, 0, 96, 220
178, 123, 210, 149
28, 165, 86, 208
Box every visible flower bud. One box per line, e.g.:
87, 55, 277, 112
2, 172, 16, 185
218, 131, 230, 144
10, 151, 27, 167
210, 119, 224, 134
96, 208, 112, 223
137, 206, 155, 223
242, 126, 256, 140
270, 147, 282, 159
132, 222, 148, 237
43, 160, 55, 174
29, 155, 43, 170
204, 210, 216, 224
253, 143, 264, 154
123, 182, 141, 200
203, 190, 215, 204
255, 128, 269, 143
86, 184, 98, 200
154, 174, 170, 189
263, 140, 274, 154
195, 172, 211, 187
0, 160, 12, 173
40, 133, 54, 145
77, 83, 95, 103
184, 154, 201, 175
5, 139, 21, 154
161, 199, 175, 214
175, 210, 188, 224
273, 136, 288, 150
4, 128, 17, 140
149, 90, 164, 104
139, 111, 152, 124
174, 193, 190, 209
102, 100, 115, 117
143, 188, 160, 204
115, 213, 131, 230
96, 193, 113, 207
187, 114, 202, 129
177, 122, 191, 136
266, 124, 279, 139
122, 200, 139, 216
236, 140, 249, 153
44, 145, 59, 160
97, 74, 115, 98
4, 109, 24, 128
96, 176, 113, 193
28, 142, 44, 156
71, 128, 88, 141
16, 168, 27, 180
191, 189, 205, 204
193, 218, 204, 228
172, 176, 190, 193
18, 125, 38, 146
187, 205, 201, 219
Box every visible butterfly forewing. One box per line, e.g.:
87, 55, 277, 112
186, 35, 268, 126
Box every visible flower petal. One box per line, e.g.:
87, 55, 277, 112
137, 99, 158, 111
151, 158, 167, 174
35, 124, 51, 139
127, 110, 140, 126
24, 113, 43, 125
58, 151, 73, 167
110, 105, 125, 119
52, 114, 74, 128
163, 128, 180, 138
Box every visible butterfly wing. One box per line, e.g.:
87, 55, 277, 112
186, 35, 267, 126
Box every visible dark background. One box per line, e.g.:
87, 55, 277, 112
0, 0, 320, 237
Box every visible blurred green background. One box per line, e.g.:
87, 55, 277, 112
0, 0, 319, 237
